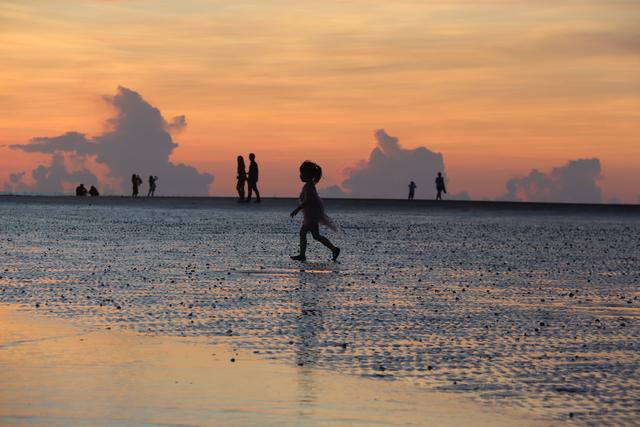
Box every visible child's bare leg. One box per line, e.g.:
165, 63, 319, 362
310, 225, 340, 261
291, 225, 309, 261
299, 225, 309, 255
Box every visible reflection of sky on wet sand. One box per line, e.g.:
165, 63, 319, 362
0, 201, 639, 424
0, 306, 533, 427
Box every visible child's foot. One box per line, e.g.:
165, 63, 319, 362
291, 254, 306, 261
332, 247, 341, 262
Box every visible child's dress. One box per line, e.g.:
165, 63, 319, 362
300, 182, 337, 231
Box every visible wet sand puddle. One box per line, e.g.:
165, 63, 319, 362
0, 305, 536, 427
1, 201, 638, 425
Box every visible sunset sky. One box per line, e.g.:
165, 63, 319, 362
1, 0, 638, 201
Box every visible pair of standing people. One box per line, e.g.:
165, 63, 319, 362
236, 153, 260, 203
407, 172, 447, 200
131, 174, 158, 197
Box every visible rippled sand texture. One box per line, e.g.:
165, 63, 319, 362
1, 200, 638, 425
0, 305, 535, 427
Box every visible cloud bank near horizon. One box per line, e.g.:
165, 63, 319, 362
5, 87, 213, 196
499, 158, 603, 203
321, 129, 469, 200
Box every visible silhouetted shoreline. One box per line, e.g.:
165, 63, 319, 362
0, 195, 638, 215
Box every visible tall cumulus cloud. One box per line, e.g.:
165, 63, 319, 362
500, 158, 602, 203
6, 87, 213, 195
322, 129, 469, 200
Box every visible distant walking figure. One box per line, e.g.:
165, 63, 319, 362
236, 156, 247, 201
290, 161, 340, 262
408, 181, 417, 200
435, 172, 446, 200
132, 174, 142, 197
75, 184, 87, 196
89, 185, 100, 197
148, 175, 158, 197
246, 153, 261, 203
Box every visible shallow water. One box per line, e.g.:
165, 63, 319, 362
0, 305, 535, 427
1, 200, 638, 425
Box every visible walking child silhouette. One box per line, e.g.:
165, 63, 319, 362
290, 161, 340, 262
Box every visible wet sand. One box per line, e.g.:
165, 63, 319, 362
0, 305, 537, 427
0, 196, 638, 425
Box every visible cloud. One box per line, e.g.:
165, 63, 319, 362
500, 158, 602, 203
321, 129, 469, 200
3, 172, 29, 194
531, 30, 640, 58
320, 185, 349, 198
4, 154, 99, 194
342, 129, 445, 198
606, 196, 622, 205
451, 191, 471, 201
166, 115, 187, 132
9, 87, 213, 195
16, 132, 95, 155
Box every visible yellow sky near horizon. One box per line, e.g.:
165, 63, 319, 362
1, 0, 639, 200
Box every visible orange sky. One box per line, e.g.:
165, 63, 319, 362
1, 0, 639, 201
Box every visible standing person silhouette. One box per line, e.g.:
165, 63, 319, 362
435, 172, 446, 200
236, 155, 247, 202
408, 181, 417, 200
290, 161, 340, 262
246, 153, 261, 203
131, 174, 142, 197
148, 175, 158, 197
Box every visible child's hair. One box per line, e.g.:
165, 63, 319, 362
300, 161, 322, 183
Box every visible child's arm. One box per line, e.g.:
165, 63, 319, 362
291, 186, 308, 217
290, 201, 306, 218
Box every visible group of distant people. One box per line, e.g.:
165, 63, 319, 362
76, 174, 158, 197
132, 174, 158, 197
408, 172, 447, 201
71, 158, 453, 263
77, 157, 448, 204
236, 153, 261, 203
75, 184, 99, 197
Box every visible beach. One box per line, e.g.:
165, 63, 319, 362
1, 196, 638, 426
0, 305, 538, 427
